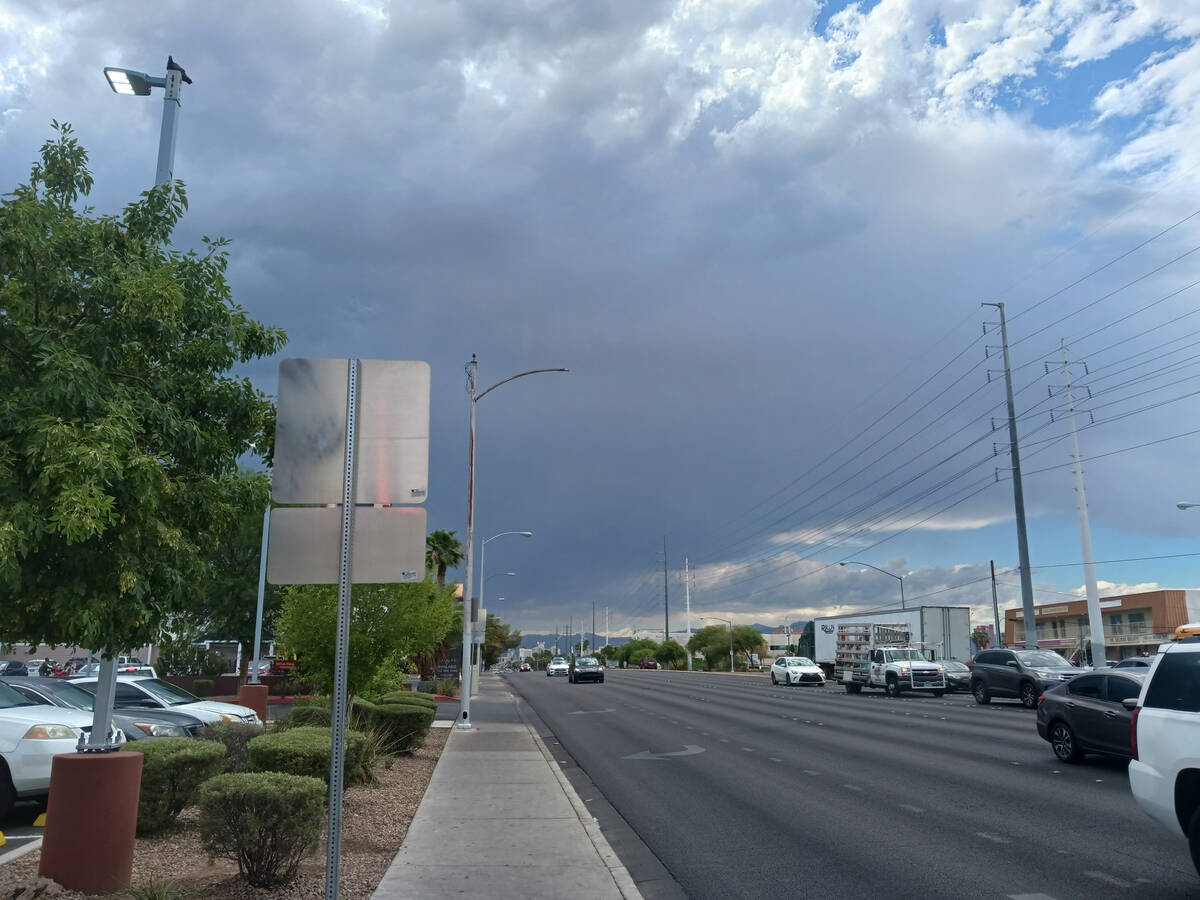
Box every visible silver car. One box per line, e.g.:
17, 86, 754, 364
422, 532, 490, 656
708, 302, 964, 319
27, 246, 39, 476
546, 657, 570, 677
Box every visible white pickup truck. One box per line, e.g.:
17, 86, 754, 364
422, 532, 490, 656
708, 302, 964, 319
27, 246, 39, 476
835, 623, 947, 697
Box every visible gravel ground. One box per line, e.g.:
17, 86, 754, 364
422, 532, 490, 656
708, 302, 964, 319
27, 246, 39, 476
2, 727, 449, 899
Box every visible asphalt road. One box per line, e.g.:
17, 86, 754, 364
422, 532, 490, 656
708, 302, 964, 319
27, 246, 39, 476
506, 668, 1200, 900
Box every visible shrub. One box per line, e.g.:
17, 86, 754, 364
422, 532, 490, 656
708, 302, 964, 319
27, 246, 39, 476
349, 696, 376, 730
380, 691, 436, 709
135, 738, 227, 834
248, 726, 366, 783
369, 703, 434, 753
274, 703, 332, 731
433, 678, 458, 697
195, 721, 265, 773
197, 771, 325, 888
192, 678, 214, 697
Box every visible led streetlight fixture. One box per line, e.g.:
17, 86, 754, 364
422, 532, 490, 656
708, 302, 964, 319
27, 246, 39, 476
103, 67, 158, 96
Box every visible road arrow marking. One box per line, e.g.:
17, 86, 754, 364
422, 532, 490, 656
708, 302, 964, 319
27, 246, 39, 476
568, 708, 617, 715
623, 745, 706, 761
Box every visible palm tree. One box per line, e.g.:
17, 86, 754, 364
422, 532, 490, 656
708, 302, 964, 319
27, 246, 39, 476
425, 529, 464, 586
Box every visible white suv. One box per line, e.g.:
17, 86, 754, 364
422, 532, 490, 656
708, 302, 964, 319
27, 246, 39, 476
1126, 636, 1200, 877
546, 657, 569, 677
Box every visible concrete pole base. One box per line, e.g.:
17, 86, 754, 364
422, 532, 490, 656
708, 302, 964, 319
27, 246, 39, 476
39, 751, 142, 894
237, 682, 269, 723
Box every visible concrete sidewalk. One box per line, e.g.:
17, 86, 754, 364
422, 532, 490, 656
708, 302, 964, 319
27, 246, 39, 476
372, 675, 642, 899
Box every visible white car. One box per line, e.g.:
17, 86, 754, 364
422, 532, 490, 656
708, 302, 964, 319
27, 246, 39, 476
70, 676, 260, 726
546, 657, 570, 677
769, 656, 826, 686
0, 680, 124, 818
1126, 635, 1200, 876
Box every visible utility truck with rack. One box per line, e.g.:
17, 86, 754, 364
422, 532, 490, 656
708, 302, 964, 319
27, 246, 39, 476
835, 623, 947, 697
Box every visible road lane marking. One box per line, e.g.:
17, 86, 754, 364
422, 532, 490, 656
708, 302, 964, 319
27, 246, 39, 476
623, 745, 706, 761
742, 747, 754, 752
769, 758, 783, 763
841, 784, 863, 791
1084, 872, 1131, 888
898, 804, 924, 813
975, 832, 1010, 844
1007, 894, 1060, 900
803, 769, 820, 775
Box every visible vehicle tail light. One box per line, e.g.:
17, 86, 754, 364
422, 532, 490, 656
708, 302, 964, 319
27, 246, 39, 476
1130, 707, 1139, 760
1037, 694, 1044, 705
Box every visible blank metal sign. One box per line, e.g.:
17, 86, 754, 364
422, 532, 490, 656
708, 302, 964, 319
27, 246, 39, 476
267, 506, 427, 584
272, 358, 430, 505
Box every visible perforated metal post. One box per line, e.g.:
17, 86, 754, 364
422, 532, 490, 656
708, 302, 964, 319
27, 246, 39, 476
325, 359, 359, 899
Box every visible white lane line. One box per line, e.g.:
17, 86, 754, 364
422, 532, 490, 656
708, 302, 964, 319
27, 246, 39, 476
975, 832, 1011, 844
742, 747, 754, 752
802, 769, 820, 776
769, 758, 783, 763
1007, 894, 1060, 900
898, 804, 924, 813
840, 783, 863, 792
1084, 872, 1131, 888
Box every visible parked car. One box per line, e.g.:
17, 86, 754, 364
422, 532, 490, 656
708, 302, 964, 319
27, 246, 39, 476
569, 657, 604, 684
0, 680, 124, 818
1127, 635, 1200, 876
769, 656, 825, 686
71, 661, 155, 678
639, 658, 659, 670
1035, 670, 1145, 763
546, 657, 569, 677
1, 676, 204, 741
1113, 656, 1155, 669
969, 648, 1082, 708
0, 661, 28, 676
70, 676, 260, 725
519, 662, 532, 672
942, 660, 971, 692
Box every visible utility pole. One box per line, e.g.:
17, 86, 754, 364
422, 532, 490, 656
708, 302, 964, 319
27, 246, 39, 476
1052, 343, 1106, 666
592, 601, 596, 656
663, 535, 669, 643
569, 615, 573, 655
605, 607, 609, 648
990, 560, 1002, 648
983, 302, 1037, 648
684, 556, 693, 670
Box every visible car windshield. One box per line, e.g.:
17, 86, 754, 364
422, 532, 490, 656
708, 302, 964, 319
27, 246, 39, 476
552, 658, 566, 664
134, 679, 200, 706
576, 658, 599, 668
884, 649, 926, 662
0, 680, 39, 709
785, 657, 815, 667
38, 682, 95, 710
943, 661, 969, 672
1015, 650, 1070, 667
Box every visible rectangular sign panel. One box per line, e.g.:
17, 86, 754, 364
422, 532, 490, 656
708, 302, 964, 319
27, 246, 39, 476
273, 358, 430, 504
267, 506, 426, 584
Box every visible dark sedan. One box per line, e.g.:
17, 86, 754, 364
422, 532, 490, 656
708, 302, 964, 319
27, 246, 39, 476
1035, 670, 1145, 763
569, 657, 605, 684
942, 660, 971, 692
0, 661, 27, 676
0, 676, 205, 740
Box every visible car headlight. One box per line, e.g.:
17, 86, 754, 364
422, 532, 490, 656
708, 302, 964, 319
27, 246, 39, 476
937, 666, 945, 672
220, 714, 235, 723
135, 722, 188, 738
24, 724, 78, 740
1034, 670, 1055, 679
899, 665, 910, 672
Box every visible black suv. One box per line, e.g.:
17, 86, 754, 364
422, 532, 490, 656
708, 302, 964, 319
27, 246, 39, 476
970, 648, 1082, 708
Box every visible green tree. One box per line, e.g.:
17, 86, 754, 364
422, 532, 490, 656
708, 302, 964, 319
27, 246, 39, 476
482, 613, 522, 668
274, 578, 455, 698
425, 529, 464, 587
618, 638, 659, 667
0, 124, 286, 655
972, 628, 991, 650
656, 639, 687, 670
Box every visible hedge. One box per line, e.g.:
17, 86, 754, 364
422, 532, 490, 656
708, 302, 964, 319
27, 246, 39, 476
274, 704, 332, 731
380, 691, 437, 709
369, 703, 434, 753
135, 738, 227, 834
197, 772, 325, 888
248, 726, 366, 783
195, 721, 265, 773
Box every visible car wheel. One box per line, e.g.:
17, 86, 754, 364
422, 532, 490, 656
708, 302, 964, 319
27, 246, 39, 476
932, 690, 945, 698
599, 677, 604, 683
972, 680, 990, 705
0, 762, 15, 821
771, 672, 778, 685
1049, 720, 1083, 763
885, 677, 901, 698
1188, 806, 1200, 878
845, 682, 862, 694
1020, 681, 1039, 709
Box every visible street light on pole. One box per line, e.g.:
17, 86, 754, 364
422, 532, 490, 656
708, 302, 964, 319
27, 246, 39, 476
104, 56, 191, 187
703, 616, 735, 673
840, 560, 906, 609
1178, 503, 1200, 510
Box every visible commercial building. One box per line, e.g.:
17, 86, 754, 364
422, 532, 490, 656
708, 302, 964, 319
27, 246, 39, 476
1003, 589, 1200, 663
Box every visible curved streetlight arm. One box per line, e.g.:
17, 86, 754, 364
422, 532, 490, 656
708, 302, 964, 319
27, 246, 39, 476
840, 560, 905, 609
476, 368, 569, 403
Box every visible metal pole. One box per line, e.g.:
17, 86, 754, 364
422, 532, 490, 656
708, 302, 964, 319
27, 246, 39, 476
154, 67, 182, 186
729, 624, 734, 674
458, 357, 478, 728
325, 358, 360, 899
684, 557, 692, 670
663, 535, 669, 642
899, 577, 905, 610
1061, 347, 1106, 666
990, 560, 1002, 648
983, 302, 1036, 646
249, 505, 270, 684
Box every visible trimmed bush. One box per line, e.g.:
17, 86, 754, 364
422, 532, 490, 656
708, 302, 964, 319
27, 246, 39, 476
433, 678, 458, 697
195, 721, 264, 773
197, 771, 325, 888
349, 696, 376, 730
135, 738, 227, 834
274, 703, 332, 731
370, 703, 434, 753
380, 691, 436, 709
192, 678, 214, 697
248, 726, 366, 783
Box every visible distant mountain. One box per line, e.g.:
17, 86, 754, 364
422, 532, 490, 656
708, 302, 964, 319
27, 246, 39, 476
749, 621, 810, 633
519, 633, 630, 650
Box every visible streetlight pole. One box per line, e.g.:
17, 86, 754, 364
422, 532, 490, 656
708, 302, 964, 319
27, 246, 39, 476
840, 560, 906, 609
459, 357, 567, 729
475, 533, 529, 692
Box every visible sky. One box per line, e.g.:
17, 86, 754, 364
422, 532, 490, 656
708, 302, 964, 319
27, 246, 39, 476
4, 0, 1200, 639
